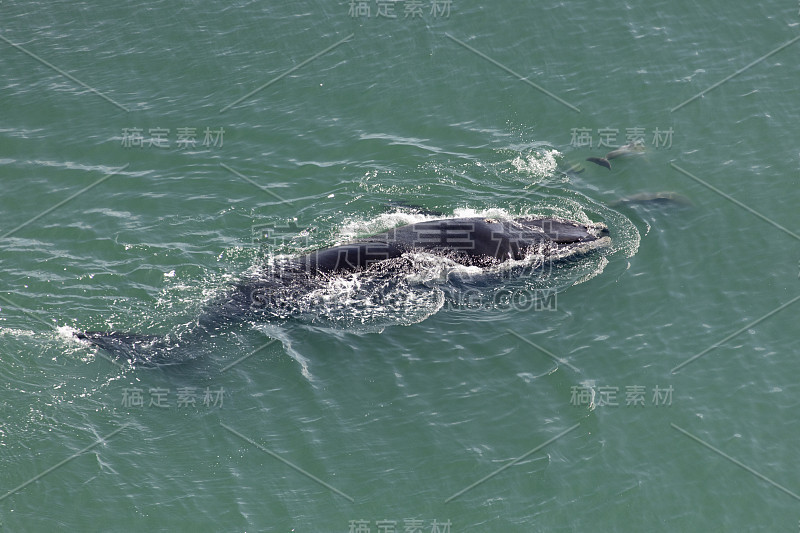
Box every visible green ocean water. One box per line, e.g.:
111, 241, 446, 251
2, 1, 799, 531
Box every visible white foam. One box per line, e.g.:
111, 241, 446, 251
57, 325, 81, 341
252, 323, 314, 382
509, 148, 562, 179
337, 211, 438, 243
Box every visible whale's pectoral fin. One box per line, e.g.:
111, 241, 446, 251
75, 331, 171, 366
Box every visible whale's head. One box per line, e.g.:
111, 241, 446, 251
515, 217, 609, 249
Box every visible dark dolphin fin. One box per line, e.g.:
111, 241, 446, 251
586, 157, 611, 170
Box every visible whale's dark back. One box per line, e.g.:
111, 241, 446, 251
293, 217, 605, 274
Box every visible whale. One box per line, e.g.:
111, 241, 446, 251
76, 215, 610, 365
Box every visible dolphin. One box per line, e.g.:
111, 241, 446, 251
605, 140, 646, 160
586, 140, 646, 170
610, 191, 692, 208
